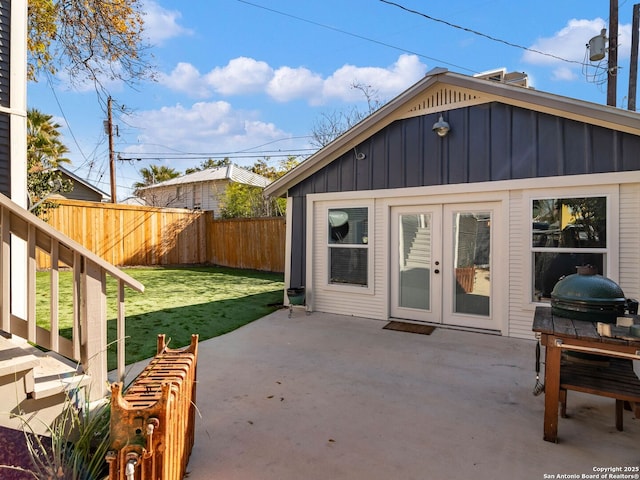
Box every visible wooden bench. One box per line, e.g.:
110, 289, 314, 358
559, 357, 640, 431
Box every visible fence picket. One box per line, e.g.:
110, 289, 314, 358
37, 200, 285, 272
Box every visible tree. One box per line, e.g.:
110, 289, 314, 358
27, 108, 73, 218
133, 165, 181, 192
27, 0, 153, 88
310, 82, 383, 148
218, 157, 299, 219
184, 158, 231, 175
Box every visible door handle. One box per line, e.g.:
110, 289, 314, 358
434, 269, 440, 274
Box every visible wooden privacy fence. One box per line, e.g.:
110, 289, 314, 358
206, 216, 286, 272
38, 199, 286, 272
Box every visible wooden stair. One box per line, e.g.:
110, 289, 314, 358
0, 333, 91, 435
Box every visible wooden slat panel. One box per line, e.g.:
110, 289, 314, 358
39, 199, 285, 272
561, 359, 640, 402
552, 315, 578, 337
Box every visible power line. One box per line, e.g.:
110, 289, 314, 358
117, 153, 312, 163
116, 147, 316, 157
45, 71, 92, 164
379, 0, 593, 67
234, 0, 477, 74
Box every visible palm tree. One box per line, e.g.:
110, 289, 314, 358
27, 109, 72, 217
27, 108, 70, 171
133, 165, 181, 192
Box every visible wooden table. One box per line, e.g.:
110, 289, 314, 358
532, 306, 640, 443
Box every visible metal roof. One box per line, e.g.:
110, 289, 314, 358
138, 164, 271, 191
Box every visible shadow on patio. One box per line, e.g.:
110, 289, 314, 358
125, 309, 639, 480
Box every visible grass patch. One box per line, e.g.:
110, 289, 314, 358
36, 266, 284, 369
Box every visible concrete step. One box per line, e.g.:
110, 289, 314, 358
0, 333, 90, 400
0, 335, 40, 378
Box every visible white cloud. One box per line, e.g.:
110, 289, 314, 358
551, 66, 578, 81
323, 54, 426, 103
267, 67, 324, 102
522, 18, 632, 81
143, 1, 192, 46
124, 101, 291, 156
523, 19, 606, 65
205, 57, 274, 95
159, 62, 211, 98
159, 54, 427, 105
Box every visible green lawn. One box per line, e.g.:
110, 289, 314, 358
35, 266, 285, 369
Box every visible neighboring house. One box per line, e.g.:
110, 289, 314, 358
50, 166, 111, 202
264, 67, 640, 340
137, 164, 271, 215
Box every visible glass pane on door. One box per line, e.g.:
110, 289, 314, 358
398, 213, 432, 310
452, 211, 491, 316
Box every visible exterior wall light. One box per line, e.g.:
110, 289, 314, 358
432, 114, 450, 137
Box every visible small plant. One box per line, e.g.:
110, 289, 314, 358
18, 391, 111, 480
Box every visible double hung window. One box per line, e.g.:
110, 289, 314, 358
328, 207, 369, 286
531, 196, 607, 301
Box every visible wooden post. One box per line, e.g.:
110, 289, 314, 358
108, 96, 117, 203
629, 4, 640, 111
607, 0, 619, 106
543, 335, 562, 443
81, 258, 109, 401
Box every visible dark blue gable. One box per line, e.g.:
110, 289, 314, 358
292, 103, 640, 197
286, 102, 640, 288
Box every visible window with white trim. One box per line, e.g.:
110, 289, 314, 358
531, 196, 607, 302
328, 207, 369, 286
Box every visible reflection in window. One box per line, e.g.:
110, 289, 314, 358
453, 212, 491, 317
328, 207, 369, 286
531, 197, 607, 301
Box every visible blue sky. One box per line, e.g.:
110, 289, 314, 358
27, 0, 637, 201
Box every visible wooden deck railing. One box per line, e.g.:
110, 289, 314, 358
0, 193, 144, 401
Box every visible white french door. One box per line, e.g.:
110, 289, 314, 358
391, 206, 442, 323
391, 202, 501, 331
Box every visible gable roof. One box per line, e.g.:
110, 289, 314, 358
138, 164, 271, 191
55, 166, 111, 201
265, 68, 640, 198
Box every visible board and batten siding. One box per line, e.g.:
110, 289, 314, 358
288, 103, 640, 292
0, 1, 10, 196
0, 113, 9, 196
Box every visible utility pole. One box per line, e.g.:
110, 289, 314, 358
107, 96, 117, 203
607, 0, 619, 107
629, 4, 640, 111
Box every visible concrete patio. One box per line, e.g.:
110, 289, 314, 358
127, 309, 639, 479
